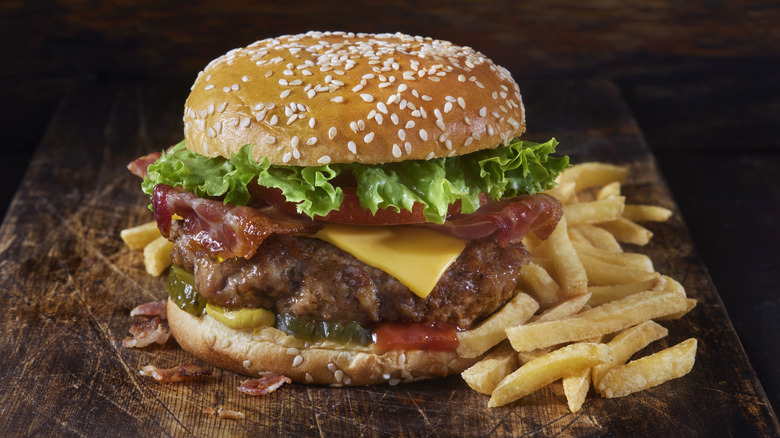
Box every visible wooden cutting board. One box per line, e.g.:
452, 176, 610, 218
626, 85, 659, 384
1, 78, 777, 437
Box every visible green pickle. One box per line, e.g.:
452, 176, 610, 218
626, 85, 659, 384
275, 314, 371, 346
167, 265, 205, 316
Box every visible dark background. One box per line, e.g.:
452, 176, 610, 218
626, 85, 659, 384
2, 0, 778, 417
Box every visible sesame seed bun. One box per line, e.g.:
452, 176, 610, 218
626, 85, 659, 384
183, 31, 526, 166
167, 299, 477, 386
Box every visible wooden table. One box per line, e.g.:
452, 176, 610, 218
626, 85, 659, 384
2, 1, 779, 436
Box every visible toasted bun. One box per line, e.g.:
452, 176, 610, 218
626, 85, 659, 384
167, 299, 477, 386
183, 31, 525, 166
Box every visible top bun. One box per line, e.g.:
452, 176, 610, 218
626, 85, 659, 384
183, 31, 525, 166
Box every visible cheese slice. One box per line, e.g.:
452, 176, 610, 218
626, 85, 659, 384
313, 224, 466, 298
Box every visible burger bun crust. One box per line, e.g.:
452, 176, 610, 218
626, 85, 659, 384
183, 31, 525, 166
167, 299, 477, 386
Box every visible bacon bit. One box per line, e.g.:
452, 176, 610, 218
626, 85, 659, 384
202, 406, 245, 420
152, 184, 321, 260
122, 316, 170, 348
127, 151, 162, 178
129, 300, 168, 319
139, 362, 211, 383
217, 409, 245, 420
237, 374, 292, 396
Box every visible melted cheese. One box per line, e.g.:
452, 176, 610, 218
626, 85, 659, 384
313, 224, 465, 298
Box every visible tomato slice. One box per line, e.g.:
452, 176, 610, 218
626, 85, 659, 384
249, 184, 486, 226
373, 321, 459, 352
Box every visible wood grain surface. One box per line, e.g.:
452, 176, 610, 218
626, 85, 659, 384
1, 77, 777, 437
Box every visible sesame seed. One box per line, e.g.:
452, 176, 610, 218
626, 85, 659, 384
347, 141, 357, 154
265, 136, 276, 144
269, 115, 278, 125
293, 355, 304, 367
364, 132, 375, 143
282, 152, 292, 163
422, 95, 432, 101
331, 96, 344, 103
291, 136, 300, 148
405, 142, 412, 154
458, 97, 466, 109
479, 107, 487, 117
280, 89, 291, 98
287, 115, 298, 125
360, 93, 374, 102
357, 120, 366, 131
352, 84, 364, 92
405, 120, 415, 129
444, 102, 453, 113
309, 118, 316, 128
425, 152, 435, 160
290, 79, 302, 86
434, 108, 443, 120
328, 127, 337, 140
397, 84, 408, 92
307, 89, 316, 98
391, 113, 399, 125
465, 137, 474, 146
218, 102, 228, 112
240, 117, 251, 128
412, 89, 420, 98
445, 139, 453, 150
350, 121, 359, 133
265, 71, 273, 77
318, 155, 331, 164
398, 129, 406, 140
283, 69, 294, 75
293, 148, 300, 159
375, 113, 383, 125
302, 69, 312, 75
223, 86, 231, 92
231, 84, 239, 91
334, 370, 344, 382
475, 81, 485, 88
458, 74, 466, 82
392, 144, 402, 157
488, 125, 495, 135
243, 360, 251, 369
436, 119, 446, 131
307, 137, 318, 145
207, 127, 216, 138
419, 129, 428, 141
305, 373, 314, 383
204, 84, 215, 90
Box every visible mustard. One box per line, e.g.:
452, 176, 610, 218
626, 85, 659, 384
205, 303, 275, 329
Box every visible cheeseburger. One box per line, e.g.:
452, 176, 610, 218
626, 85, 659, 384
129, 31, 569, 386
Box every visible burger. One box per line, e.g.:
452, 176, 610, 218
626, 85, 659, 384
129, 31, 569, 386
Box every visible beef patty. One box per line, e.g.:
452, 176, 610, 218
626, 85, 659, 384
170, 225, 529, 329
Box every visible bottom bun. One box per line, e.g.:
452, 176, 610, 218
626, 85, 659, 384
167, 299, 478, 386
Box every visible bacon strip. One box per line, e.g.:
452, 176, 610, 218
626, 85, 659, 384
122, 316, 170, 348
152, 184, 321, 260
139, 362, 211, 382
130, 300, 168, 319
127, 151, 162, 178
237, 375, 292, 396
428, 194, 563, 247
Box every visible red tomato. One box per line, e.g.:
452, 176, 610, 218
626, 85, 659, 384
373, 321, 459, 352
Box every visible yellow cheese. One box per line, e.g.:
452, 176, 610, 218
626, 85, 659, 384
313, 224, 465, 298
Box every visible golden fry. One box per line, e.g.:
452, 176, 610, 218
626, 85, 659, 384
120, 221, 161, 250
572, 224, 622, 252
578, 252, 659, 286
143, 236, 174, 277
587, 278, 662, 306
457, 292, 539, 358
517, 262, 560, 306
546, 216, 588, 296
623, 205, 673, 222
598, 218, 653, 246
597, 338, 697, 398
461, 343, 519, 395
563, 368, 591, 413
573, 240, 654, 272
506, 290, 696, 352
563, 197, 625, 226
558, 163, 628, 192
591, 320, 668, 388
488, 343, 611, 408
530, 293, 591, 323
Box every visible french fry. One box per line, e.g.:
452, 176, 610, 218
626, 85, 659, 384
529, 293, 591, 323
596, 181, 622, 200
563, 197, 625, 226
598, 218, 653, 246
457, 292, 539, 358
488, 343, 611, 408
572, 240, 654, 272
597, 338, 697, 398
546, 216, 588, 296
656, 277, 696, 320
557, 163, 628, 192
563, 367, 591, 413
143, 236, 174, 276
461, 343, 519, 395
587, 278, 663, 306
120, 221, 161, 250
517, 262, 560, 306
591, 321, 669, 388
505, 290, 696, 352
578, 252, 659, 286
623, 205, 673, 222
573, 224, 622, 252
544, 180, 577, 204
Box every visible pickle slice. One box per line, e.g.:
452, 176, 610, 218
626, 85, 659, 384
167, 265, 205, 316
275, 314, 371, 346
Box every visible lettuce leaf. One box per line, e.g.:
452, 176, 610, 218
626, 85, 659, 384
142, 138, 569, 223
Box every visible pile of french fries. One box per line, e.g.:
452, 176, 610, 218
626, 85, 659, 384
122, 163, 698, 411
459, 163, 697, 411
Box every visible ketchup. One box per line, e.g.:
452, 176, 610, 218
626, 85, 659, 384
373, 322, 459, 352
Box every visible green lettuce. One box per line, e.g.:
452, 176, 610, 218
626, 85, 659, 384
142, 138, 569, 224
